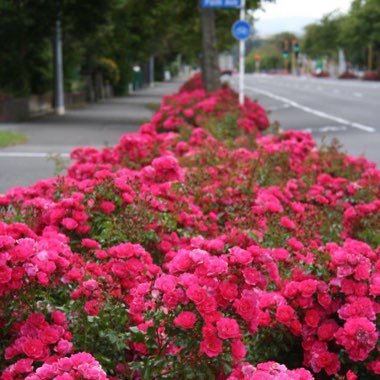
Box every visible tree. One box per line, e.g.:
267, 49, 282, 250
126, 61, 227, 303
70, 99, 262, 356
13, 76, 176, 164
0, 0, 115, 96
198, 1, 272, 91
301, 0, 380, 76
200, 7, 220, 91
1, 0, 273, 98
340, 0, 380, 75
302, 12, 345, 61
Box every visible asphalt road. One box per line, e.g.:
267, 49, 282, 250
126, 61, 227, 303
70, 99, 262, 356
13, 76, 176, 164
235, 74, 380, 166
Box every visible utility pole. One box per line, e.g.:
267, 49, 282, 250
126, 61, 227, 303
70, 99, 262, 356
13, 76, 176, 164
238, 0, 246, 105
149, 56, 155, 87
54, 0, 65, 115
292, 40, 300, 75
282, 40, 289, 74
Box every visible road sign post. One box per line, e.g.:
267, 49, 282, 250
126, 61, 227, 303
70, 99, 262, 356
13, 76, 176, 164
231, 0, 250, 105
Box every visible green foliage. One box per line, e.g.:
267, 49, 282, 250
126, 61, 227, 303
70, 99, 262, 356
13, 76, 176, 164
341, 0, 380, 70
96, 58, 120, 86
70, 299, 131, 373
301, 0, 380, 71
0, 131, 28, 147
245, 326, 303, 369
0, 1, 276, 99
302, 12, 345, 61
205, 111, 243, 141
246, 32, 298, 72
0, 0, 118, 97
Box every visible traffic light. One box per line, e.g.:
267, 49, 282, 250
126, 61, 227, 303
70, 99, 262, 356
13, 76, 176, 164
282, 40, 289, 59
255, 54, 261, 62
293, 41, 300, 58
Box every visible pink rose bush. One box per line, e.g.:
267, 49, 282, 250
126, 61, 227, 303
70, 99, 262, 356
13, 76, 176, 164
24, 353, 107, 380
0, 74, 378, 379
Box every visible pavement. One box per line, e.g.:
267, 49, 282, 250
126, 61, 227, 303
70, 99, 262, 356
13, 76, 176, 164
0, 79, 183, 193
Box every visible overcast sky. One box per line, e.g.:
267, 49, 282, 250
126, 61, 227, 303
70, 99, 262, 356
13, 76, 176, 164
253, 0, 353, 36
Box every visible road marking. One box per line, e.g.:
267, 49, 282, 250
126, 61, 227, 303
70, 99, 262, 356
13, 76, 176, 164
353, 92, 363, 97
267, 104, 291, 111
320, 126, 347, 132
246, 86, 376, 133
247, 74, 380, 90
300, 128, 313, 133
0, 152, 70, 158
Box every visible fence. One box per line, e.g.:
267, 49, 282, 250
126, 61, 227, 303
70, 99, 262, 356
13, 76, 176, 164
0, 73, 113, 123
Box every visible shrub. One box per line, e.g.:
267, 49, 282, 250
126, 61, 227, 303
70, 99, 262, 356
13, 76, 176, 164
338, 72, 358, 80
0, 74, 378, 379
312, 71, 330, 78
362, 71, 379, 81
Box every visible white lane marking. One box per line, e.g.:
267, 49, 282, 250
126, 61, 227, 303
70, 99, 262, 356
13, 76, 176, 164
246, 86, 376, 133
320, 126, 347, 132
0, 152, 70, 158
300, 128, 313, 133
267, 104, 291, 111
353, 92, 363, 97
246, 74, 380, 90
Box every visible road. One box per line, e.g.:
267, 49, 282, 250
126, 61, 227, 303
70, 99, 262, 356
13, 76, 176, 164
235, 74, 380, 166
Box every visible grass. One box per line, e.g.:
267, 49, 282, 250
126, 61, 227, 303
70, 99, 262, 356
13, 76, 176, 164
0, 130, 28, 147
145, 102, 161, 112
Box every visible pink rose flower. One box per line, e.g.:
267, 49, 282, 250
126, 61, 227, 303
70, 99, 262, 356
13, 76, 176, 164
200, 335, 223, 358
61, 218, 78, 230
174, 311, 197, 329
216, 317, 241, 340
275, 304, 295, 325
100, 201, 116, 214
335, 317, 377, 361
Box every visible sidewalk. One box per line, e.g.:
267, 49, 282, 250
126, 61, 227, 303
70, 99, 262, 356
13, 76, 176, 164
0, 79, 184, 192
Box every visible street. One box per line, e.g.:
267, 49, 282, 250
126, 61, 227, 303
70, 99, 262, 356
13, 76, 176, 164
237, 74, 380, 166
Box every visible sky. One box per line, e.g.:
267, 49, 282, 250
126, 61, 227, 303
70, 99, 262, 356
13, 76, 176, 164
253, 0, 353, 36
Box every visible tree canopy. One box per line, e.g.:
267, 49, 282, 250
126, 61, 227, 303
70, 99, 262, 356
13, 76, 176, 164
301, 0, 380, 75
0, 0, 269, 97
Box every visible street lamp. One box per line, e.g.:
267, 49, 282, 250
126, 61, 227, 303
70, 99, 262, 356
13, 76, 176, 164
54, 0, 65, 115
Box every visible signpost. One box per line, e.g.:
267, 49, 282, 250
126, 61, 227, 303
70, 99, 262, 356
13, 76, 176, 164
231, 20, 251, 40
231, 0, 249, 105
201, 0, 241, 8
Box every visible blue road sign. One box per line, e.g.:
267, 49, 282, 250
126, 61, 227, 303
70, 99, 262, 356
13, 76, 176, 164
232, 20, 252, 40
201, 0, 241, 8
